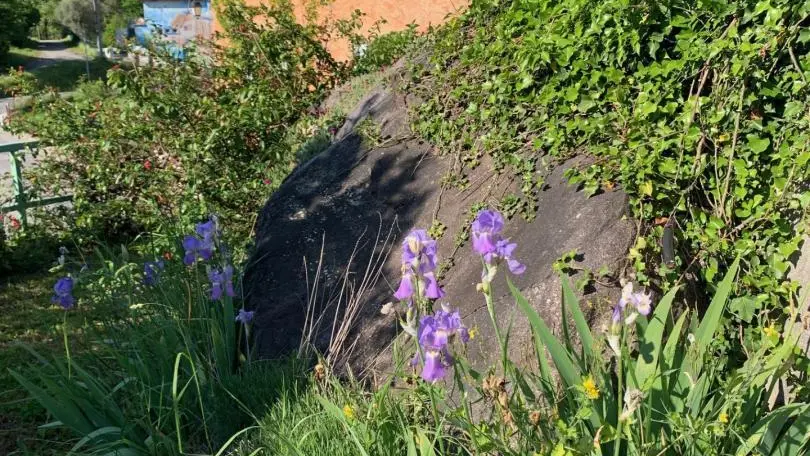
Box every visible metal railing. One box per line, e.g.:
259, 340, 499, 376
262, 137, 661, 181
1, 140, 72, 229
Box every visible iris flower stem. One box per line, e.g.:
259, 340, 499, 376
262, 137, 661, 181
427, 384, 446, 455
414, 274, 426, 314
62, 311, 71, 380
483, 280, 508, 374
244, 324, 251, 366
614, 331, 624, 456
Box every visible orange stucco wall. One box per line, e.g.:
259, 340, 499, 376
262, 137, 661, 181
229, 0, 468, 60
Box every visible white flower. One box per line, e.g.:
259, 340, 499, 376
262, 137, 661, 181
607, 334, 621, 356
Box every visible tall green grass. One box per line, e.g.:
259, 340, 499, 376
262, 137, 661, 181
11, 218, 810, 456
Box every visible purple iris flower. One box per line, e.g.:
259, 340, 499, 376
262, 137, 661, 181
182, 235, 214, 265
143, 260, 165, 286
494, 239, 526, 274
612, 283, 653, 325
423, 272, 445, 299
182, 218, 218, 265
235, 308, 255, 324
394, 269, 415, 300
472, 209, 504, 255
402, 229, 439, 273
209, 265, 236, 300
393, 230, 444, 301
611, 303, 623, 323
422, 350, 446, 383
52, 276, 75, 309
416, 304, 469, 382
471, 209, 525, 275
196, 220, 217, 243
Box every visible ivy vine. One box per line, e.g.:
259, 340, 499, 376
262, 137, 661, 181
410, 0, 810, 315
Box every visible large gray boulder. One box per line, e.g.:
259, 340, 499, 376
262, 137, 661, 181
244, 78, 635, 377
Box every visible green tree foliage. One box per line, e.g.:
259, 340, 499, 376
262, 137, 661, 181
117, 0, 142, 19
101, 0, 144, 46
32, 0, 67, 40
0, 0, 40, 62
53, 0, 104, 42
102, 13, 128, 47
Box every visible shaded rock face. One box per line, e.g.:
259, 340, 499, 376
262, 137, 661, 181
245, 82, 635, 376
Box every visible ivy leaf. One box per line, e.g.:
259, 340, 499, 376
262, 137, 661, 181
746, 135, 770, 153
729, 295, 761, 322
784, 101, 803, 118
583, 181, 600, 197
517, 73, 534, 90
640, 181, 653, 196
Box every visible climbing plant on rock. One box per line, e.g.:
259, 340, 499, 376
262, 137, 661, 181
411, 0, 810, 314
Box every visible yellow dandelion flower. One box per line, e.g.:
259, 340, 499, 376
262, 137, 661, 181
583, 375, 600, 400
718, 411, 729, 424
343, 404, 355, 420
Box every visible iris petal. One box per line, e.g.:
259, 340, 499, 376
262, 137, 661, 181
421, 350, 446, 382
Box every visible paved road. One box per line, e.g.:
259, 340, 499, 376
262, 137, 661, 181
21, 40, 86, 71
1, 98, 34, 193
1, 39, 84, 145
0, 40, 83, 203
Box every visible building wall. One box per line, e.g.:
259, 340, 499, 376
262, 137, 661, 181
142, 0, 215, 46
247, 0, 468, 60
142, 0, 467, 59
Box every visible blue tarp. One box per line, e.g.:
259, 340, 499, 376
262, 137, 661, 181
132, 24, 186, 60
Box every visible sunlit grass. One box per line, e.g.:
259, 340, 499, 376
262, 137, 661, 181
2, 41, 113, 93
2, 46, 40, 71
64, 42, 100, 59
0, 269, 126, 454
0, 272, 72, 455
30, 58, 114, 92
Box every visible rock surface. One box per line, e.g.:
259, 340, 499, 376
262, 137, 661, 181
244, 75, 635, 376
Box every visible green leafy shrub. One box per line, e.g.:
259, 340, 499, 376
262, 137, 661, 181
101, 14, 128, 48
0, 209, 71, 275
411, 0, 810, 312
8, 0, 416, 252
0, 66, 38, 97
9, 0, 348, 247
352, 22, 418, 75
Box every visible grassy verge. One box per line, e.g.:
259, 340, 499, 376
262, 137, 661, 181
29, 58, 113, 92
1, 59, 114, 97
64, 43, 100, 59
2, 47, 40, 71
0, 273, 75, 455
2, 40, 112, 94
6, 218, 807, 455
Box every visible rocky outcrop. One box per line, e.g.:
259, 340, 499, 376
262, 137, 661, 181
244, 75, 635, 376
